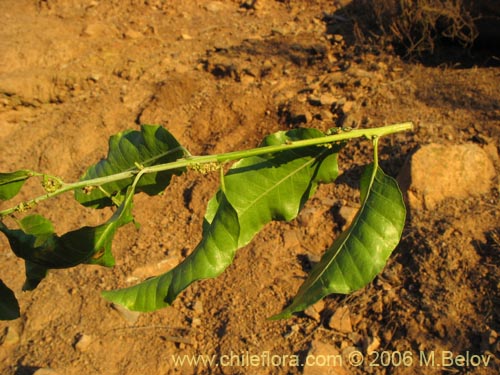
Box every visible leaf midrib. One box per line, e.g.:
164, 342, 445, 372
233, 149, 326, 218
300, 166, 380, 290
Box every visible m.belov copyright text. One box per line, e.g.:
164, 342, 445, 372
419, 350, 492, 368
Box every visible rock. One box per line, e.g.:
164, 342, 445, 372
128, 256, 181, 283
205, 1, 225, 12
481, 329, 498, 351
308, 95, 321, 106
337, 205, 358, 230
124, 29, 143, 39
332, 34, 344, 43
304, 306, 320, 322
240, 0, 262, 10
371, 298, 383, 314
111, 303, 140, 324
173, 64, 190, 74
398, 143, 496, 210
319, 93, 336, 106
341, 101, 355, 114
192, 300, 204, 314
191, 317, 202, 327
328, 306, 353, 333
239, 74, 255, 85
319, 109, 333, 121
364, 336, 380, 352
282, 230, 300, 250
74, 334, 92, 352
81, 22, 115, 37
33, 369, 62, 375
304, 300, 324, 321
303, 340, 349, 375
306, 252, 322, 265
298, 207, 324, 235
0, 326, 20, 347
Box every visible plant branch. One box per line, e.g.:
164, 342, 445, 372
0, 122, 412, 218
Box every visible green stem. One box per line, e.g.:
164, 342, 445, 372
0, 122, 413, 218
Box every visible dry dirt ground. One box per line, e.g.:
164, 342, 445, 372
0, 1, 499, 375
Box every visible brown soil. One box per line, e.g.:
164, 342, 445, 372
0, 1, 498, 374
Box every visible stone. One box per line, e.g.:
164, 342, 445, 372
319, 109, 333, 121
304, 300, 326, 321
332, 34, 344, 43
398, 143, 496, 210
304, 306, 320, 321
365, 336, 381, 352
33, 369, 62, 375
319, 93, 336, 106
192, 300, 204, 314
205, 1, 225, 12
282, 230, 300, 250
191, 317, 202, 327
0, 326, 20, 347
124, 29, 143, 39
111, 303, 140, 324
128, 256, 181, 282
308, 95, 321, 106
328, 306, 353, 333
337, 205, 358, 230
81, 23, 109, 37
298, 207, 325, 235
341, 101, 355, 114
303, 340, 349, 375
74, 334, 92, 352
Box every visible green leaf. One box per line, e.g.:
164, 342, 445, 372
23, 261, 48, 291
102, 193, 240, 311
271, 164, 406, 319
0, 279, 20, 320
75, 125, 186, 208
102, 128, 342, 312
0, 185, 134, 290
0, 170, 32, 200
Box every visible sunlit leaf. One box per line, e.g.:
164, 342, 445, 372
0, 170, 32, 200
75, 125, 186, 208
271, 164, 406, 319
103, 128, 342, 312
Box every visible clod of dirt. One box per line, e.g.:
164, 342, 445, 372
336, 205, 359, 231
33, 369, 62, 375
398, 142, 497, 210
0, 326, 19, 347
192, 300, 204, 314
128, 256, 181, 283
364, 335, 381, 353
327, 306, 353, 333
303, 300, 325, 322
111, 303, 140, 325
303, 340, 348, 375
73, 333, 92, 352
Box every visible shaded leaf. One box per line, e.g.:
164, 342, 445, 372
0, 170, 32, 200
23, 261, 48, 291
271, 164, 406, 319
0, 185, 134, 284
75, 125, 186, 208
0, 279, 20, 320
103, 128, 342, 312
